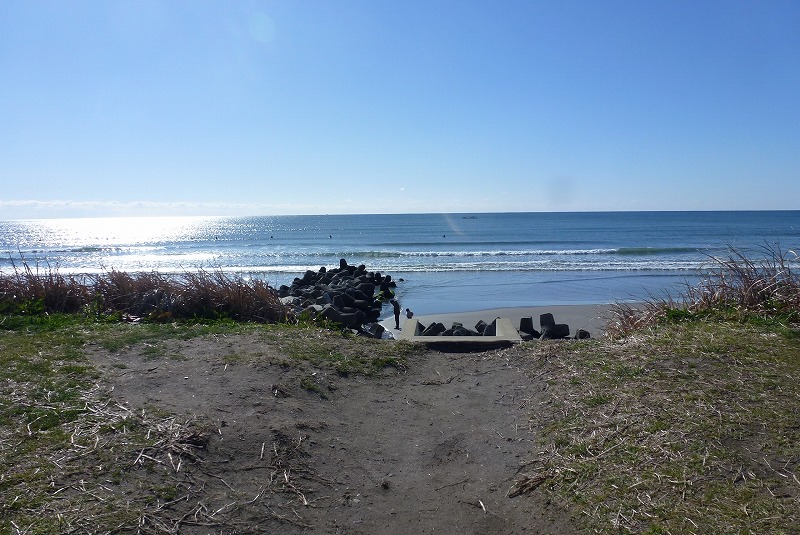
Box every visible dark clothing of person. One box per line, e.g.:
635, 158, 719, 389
392, 300, 401, 329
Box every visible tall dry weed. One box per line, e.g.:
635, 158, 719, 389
607, 244, 800, 337
0, 259, 286, 323
0, 257, 89, 314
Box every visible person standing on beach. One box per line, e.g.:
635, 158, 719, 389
390, 299, 401, 329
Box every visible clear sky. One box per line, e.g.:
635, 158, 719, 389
1, 0, 798, 219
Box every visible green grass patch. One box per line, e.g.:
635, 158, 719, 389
260, 321, 420, 376
92, 319, 253, 353
300, 374, 329, 399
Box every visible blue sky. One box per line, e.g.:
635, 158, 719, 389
1, 0, 798, 219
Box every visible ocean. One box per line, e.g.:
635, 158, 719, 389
1, 211, 798, 315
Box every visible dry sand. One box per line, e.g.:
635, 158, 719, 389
380, 303, 614, 338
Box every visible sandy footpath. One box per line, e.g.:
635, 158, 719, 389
88, 325, 584, 533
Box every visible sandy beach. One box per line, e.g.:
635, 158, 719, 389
379, 303, 615, 338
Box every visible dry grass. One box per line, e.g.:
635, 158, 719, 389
684, 243, 800, 319
0, 315, 219, 533
1, 378, 216, 534
0, 258, 90, 315
509, 322, 800, 534
0, 258, 287, 324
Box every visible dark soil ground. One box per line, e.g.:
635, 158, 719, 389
88, 335, 577, 534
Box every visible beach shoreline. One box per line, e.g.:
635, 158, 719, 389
379, 302, 615, 338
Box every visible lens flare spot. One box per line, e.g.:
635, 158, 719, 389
248, 12, 276, 44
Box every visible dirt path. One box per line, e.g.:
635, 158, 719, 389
91, 336, 577, 534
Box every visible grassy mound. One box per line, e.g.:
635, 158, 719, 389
509, 321, 799, 533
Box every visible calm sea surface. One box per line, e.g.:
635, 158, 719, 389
1, 211, 798, 314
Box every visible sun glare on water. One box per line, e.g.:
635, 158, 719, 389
27, 216, 220, 247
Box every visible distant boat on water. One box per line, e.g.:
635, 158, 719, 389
462, 215, 477, 219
